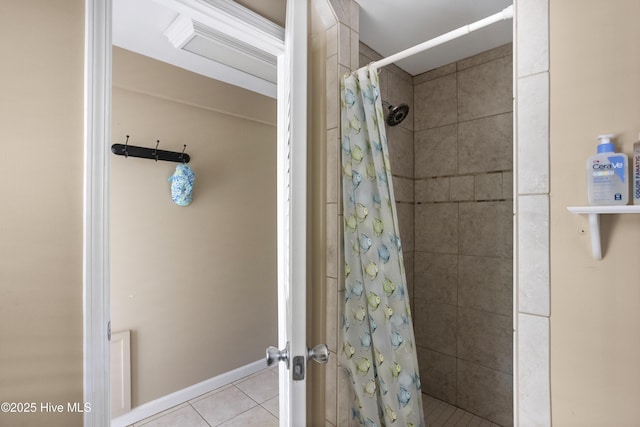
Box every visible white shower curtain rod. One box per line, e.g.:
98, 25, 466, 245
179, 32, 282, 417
358, 5, 514, 72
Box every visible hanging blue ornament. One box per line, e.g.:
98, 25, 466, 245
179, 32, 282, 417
168, 163, 195, 206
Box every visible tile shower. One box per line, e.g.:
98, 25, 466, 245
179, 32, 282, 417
360, 42, 514, 426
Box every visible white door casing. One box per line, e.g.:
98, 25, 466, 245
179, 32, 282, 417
84, 0, 112, 425
276, 0, 308, 425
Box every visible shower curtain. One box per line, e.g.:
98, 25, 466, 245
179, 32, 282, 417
340, 67, 424, 427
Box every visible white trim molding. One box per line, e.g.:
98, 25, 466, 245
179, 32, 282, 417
153, 0, 285, 56
110, 360, 267, 427
164, 13, 279, 83
84, 0, 112, 426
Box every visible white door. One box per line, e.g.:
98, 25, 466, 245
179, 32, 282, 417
83, 0, 323, 425
269, 0, 327, 425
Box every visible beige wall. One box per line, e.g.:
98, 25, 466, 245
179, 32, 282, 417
550, 0, 640, 425
0, 1, 84, 426
235, 0, 286, 27
111, 48, 277, 407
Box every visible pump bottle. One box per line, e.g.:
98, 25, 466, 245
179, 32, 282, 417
633, 133, 640, 205
586, 134, 628, 205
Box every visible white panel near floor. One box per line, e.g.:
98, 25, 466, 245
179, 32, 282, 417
110, 330, 132, 418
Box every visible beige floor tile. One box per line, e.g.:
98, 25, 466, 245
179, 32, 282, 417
133, 403, 188, 426
262, 395, 279, 418
191, 385, 257, 426
234, 369, 279, 403
134, 404, 208, 427
217, 405, 278, 427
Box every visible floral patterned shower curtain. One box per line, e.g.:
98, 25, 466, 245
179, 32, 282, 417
340, 67, 425, 427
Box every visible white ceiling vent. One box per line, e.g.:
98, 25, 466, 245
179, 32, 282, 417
114, 0, 285, 97
163, 2, 283, 84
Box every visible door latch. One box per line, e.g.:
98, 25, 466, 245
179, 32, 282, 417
292, 356, 305, 381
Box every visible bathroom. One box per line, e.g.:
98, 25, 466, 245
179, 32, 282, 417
109, 0, 516, 425
6, 0, 640, 426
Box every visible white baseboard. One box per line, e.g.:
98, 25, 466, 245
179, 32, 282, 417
111, 359, 266, 427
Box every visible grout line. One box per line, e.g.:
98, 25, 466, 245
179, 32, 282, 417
415, 198, 513, 205
415, 170, 514, 181
454, 411, 473, 426
434, 402, 457, 425
424, 393, 504, 427
189, 402, 214, 427
443, 407, 465, 426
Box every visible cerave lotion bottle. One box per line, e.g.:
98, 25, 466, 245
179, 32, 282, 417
586, 134, 629, 206
633, 134, 640, 205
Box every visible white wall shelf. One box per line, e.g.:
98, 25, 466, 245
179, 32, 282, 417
567, 205, 640, 260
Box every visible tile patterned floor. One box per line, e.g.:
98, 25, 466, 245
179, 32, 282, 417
129, 368, 279, 427
130, 367, 501, 427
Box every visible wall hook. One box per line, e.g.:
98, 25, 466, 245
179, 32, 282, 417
179, 145, 187, 163
152, 140, 160, 162
124, 135, 130, 158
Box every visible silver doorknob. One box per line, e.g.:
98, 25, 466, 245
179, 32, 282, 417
307, 343, 329, 364
266, 342, 289, 368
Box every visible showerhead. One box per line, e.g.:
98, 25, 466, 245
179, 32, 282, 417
382, 101, 410, 126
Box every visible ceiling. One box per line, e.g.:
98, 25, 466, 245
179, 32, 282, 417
357, 0, 513, 75
112, 0, 281, 97
113, 0, 513, 96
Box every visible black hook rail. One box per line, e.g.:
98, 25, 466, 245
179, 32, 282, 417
111, 136, 190, 163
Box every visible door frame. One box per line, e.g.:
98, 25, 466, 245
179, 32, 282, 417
276, 0, 308, 423
83, 1, 296, 425
83, 0, 112, 424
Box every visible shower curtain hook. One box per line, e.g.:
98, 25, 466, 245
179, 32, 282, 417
123, 135, 130, 158
153, 140, 160, 162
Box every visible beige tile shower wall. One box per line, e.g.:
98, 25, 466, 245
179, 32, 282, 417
514, 0, 551, 425
413, 45, 514, 427
323, 0, 360, 425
